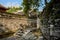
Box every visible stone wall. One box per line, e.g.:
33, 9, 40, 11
0, 17, 28, 32
0, 14, 28, 32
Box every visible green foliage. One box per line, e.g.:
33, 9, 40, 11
31, 0, 40, 10
22, 0, 31, 16
22, 0, 40, 16
7, 7, 22, 13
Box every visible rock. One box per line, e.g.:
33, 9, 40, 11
0, 23, 14, 38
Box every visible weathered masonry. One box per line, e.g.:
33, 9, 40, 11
0, 12, 28, 32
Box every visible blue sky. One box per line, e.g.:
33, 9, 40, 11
0, 0, 23, 7
0, 0, 46, 11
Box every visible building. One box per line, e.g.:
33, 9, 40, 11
0, 4, 9, 13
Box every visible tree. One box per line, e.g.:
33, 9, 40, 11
40, 0, 60, 26
22, 0, 40, 17
22, 0, 31, 16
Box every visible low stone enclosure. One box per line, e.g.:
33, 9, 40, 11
0, 12, 37, 32
0, 12, 29, 32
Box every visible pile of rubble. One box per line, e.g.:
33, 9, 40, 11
0, 26, 43, 40
0, 21, 43, 40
